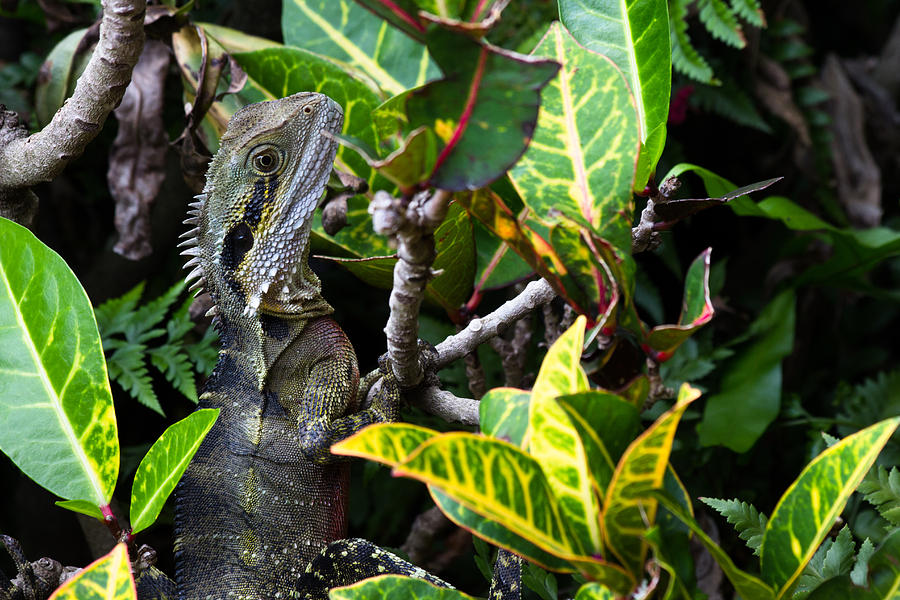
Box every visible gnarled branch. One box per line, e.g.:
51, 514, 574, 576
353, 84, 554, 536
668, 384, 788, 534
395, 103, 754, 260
0, 0, 146, 225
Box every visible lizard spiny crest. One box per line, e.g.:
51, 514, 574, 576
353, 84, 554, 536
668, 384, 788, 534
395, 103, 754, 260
179, 92, 344, 323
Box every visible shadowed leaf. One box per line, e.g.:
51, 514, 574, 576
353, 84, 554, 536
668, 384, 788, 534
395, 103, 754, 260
408, 26, 560, 191
644, 248, 714, 360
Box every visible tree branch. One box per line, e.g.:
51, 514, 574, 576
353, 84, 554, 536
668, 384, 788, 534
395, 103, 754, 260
373, 189, 452, 387
0, 0, 146, 224
418, 386, 479, 425
434, 278, 556, 369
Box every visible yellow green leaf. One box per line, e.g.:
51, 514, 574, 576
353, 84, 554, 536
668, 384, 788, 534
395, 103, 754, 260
0, 218, 118, 508
602, 384, 701, 577
530, 315, 590, 407
526, 316, 601, 554
393, 432, 582, 561
130, 409, 219, 534
508, 22, 640, 258
49, 544, 136, 600
331, 422, 439, 466
329, 574, 473, 600
574, 582, 617, 600
760, 417, 900, 598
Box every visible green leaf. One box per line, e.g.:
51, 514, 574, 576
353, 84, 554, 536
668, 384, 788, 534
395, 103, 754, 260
574, 582, 616, 600
653, 490, 775, 600
282, 0, 436, 96
106, 340, 162, 415
407, 26, 560, 191
34, 28, 93, 127
148, 344, 198, 403
0, 218, 118, 506
556, 391, 641, 494
730, 0, 765, 27
317, 201, 476, 312
335, 126, 439, 193
347, 0, 428, 42
700, 497, 768, 556
479, 387, 531, 446
669, 0, 716, 84
805, 530, 900, 599
331, 422, 439, 466
508, 22, 639, 256
521, 561, 558, 600
130, 409, 219, 534
697, 0, 746, 47
602, 384, 701, 578
48, 544, 136, 600
232, 46, 384, 185
645, 248, 714, 361
55, 499, 104, 520
851, 538, 876, 586
859, 466, 900, 526
329, 574, 473, 600
393, 432, 581, 560
760, 418, 900, 598
697, 289, 795, 452
559, 0, 671, 191
95, 283, 144, 339
128, 281, 184, 343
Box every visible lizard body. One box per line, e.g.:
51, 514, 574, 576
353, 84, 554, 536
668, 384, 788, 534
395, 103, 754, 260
133, 91, 518, 600
152, 92, 410, 599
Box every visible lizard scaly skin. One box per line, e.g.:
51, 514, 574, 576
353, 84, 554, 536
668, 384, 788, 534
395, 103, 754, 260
134, 91, 517, 600
141, 92, 418, 600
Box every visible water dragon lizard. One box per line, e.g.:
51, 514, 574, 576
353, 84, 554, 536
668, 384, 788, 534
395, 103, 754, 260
136, 92, 520, 599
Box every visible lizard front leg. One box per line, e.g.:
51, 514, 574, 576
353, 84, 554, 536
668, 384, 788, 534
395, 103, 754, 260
295, 326, 399, 465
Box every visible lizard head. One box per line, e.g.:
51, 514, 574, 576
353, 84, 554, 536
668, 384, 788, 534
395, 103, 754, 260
180, 92, 344, 323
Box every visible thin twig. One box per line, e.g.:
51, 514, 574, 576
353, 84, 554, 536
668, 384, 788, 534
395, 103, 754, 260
434, 278, 555, 370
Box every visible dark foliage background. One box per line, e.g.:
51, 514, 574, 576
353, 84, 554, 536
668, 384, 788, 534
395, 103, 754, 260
0, 0, 897, 595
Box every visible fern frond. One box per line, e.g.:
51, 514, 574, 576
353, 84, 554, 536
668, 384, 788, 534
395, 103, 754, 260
670, 0, 717, 84
700, 497, 767, 555
106, 340, 163, 415
149, 343, 198, 403
794, 526, 855, 599
95, 282, 145, 338
836, 370, 900, 431
729, 0, 765, 27
186, 325, 219, 375
697, 0, 745, 48
127, 281, 186, 343
859, 466, 900, 526
691, 82, 772, 132
850, 538, 875, 586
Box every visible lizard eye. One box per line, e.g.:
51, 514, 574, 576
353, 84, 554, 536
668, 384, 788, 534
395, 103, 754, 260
250, 145, 282, 175
302, 105, 313, 114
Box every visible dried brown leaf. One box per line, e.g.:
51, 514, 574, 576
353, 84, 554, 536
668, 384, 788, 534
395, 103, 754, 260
107, 40, 170, 260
